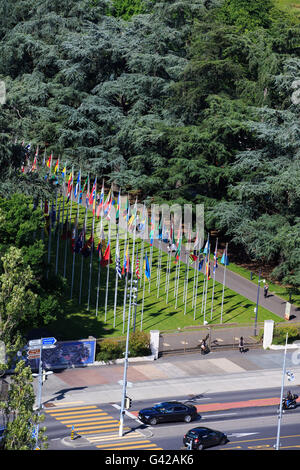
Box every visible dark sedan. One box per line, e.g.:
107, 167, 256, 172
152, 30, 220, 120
183, 426, 227, 450
138, 401, 198, 425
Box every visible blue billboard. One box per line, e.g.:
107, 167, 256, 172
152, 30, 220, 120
27, 338, 96, 370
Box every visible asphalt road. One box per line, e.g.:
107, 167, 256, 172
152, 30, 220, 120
43, 387, 300, 451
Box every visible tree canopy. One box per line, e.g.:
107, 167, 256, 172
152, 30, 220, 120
0, 0, 299, 288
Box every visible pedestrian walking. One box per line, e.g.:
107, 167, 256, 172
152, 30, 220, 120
239, 336, 245, 353
264, 283, 269, 298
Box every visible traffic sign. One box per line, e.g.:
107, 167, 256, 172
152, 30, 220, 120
29, 339, 42, 347
42, 344, 56, 349
42, 337, 56, 346
27, 348, 41, 359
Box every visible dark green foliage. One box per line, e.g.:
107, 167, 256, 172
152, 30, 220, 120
0, 0, 299, 289
216, 0, 274, 31
0, 195, 64, 342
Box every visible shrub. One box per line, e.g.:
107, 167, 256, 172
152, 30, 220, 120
95, 331, 151, 362
96, 338, 125, 362
129, 331, 151, 357
272, 326, 300, 345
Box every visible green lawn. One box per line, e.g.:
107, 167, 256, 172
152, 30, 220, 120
44, 197, 283, 341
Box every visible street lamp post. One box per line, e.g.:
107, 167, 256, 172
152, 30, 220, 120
275, 332, 289, 450
119, 300, 131, 437
254, 270, 263, 336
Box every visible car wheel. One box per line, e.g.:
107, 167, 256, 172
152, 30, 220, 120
150, 417, 157, 425
184, 415, 192, 423
197, 444, 204, 450
220, 437, 227, 445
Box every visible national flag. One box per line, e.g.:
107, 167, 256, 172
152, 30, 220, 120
101, 242, 111, 267
136, 252, 140, 279
203, 237, 210, 255
144, 252, 151, 280
149, 216, 155, 245
205, 260, 211, 280
103, 189, 112, 217
86, 176, 90, 207
128, 199, 137, 232
81, 235, 94, 257
96, 182, 105, 219
75, 230, 84, 253
46, 154, 52, 169
54, 159, 59, 174
213, 248, 218, 274
221, 250, 229, 266
122, 246, 129, 275
116, 254, 122, 279
89, 177, 97, 205
74, 171, 81, 199
61, 165, 66, 179
175, 234, 182, 262
193, 234, 199, 252
123, 197, 130, 222
198, 256, 204, 271
79, 176, 88, 205
189, 253, 198, 263
116, 190, 120, 222
158, 215, 162, 240
32, 148, 38, 171
67, 172, 73, 195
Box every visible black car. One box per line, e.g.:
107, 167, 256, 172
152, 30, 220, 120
138, 401, 198, 425
183, 426, 227, 450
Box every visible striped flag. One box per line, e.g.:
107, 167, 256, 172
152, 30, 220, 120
74, 171, 81, 199
116, 252, 122, 279
89, 177, 97, 205
136, 252, 140, 279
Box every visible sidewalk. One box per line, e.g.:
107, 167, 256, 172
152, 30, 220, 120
39, 347, 300, 406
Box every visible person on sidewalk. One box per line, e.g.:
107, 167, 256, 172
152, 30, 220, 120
239, 336, 245, 353
264, 283, 269, 298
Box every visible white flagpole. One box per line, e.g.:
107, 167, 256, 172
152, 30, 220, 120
220, 243, 228, 324
127, 199, 138, 328
174, 229, 182, 309
79, 191, 89, 305
140, 251, 147, 331
104, 212, 112, 323
193, 250, 201, 321
95, 206, 104, 318
113, 190, 121, 328
122, 196, 130, 333
210, 238, 218, 320
87, 176, 97, 311
70, 205, 79, 299
55, 199, 61, 275
165, 249, 172, 304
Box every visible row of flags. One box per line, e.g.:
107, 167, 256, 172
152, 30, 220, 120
27, 144, 230, 282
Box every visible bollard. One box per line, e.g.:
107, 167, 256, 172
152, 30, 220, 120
71, 425, 74, 440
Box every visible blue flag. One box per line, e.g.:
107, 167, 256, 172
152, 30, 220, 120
220, 250, 229, 266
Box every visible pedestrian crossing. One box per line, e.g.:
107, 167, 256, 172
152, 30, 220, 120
45, 404, 163, 450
